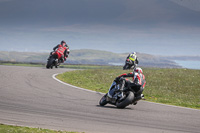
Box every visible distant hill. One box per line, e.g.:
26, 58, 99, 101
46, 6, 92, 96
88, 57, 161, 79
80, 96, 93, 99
0, 51, 48, 63
0, 50, 181, 68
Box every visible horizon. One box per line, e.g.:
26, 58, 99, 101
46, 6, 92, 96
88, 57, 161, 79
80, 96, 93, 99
0, 0, 200, 56
1, 49, 200, 57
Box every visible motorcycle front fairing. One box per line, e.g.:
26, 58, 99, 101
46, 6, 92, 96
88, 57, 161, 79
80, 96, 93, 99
107, 81, 123, 104
107, 81, 117, 98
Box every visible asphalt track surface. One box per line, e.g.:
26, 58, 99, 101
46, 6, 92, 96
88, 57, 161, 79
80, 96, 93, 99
0, 65, 200, 133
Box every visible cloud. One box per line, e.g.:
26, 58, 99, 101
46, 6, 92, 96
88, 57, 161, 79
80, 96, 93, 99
41, 22, 200, 37
117, 0, 170, 22
170, 0, 200, 12
1, 0, 200, 29
41, 24, 127, 34
0, 0, 11, 2
0, 0, 200, 56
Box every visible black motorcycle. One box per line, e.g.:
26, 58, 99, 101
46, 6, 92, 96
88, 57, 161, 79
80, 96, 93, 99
123, 59, 136, 70
46, 51, 61, 69
99, 77, 137, 109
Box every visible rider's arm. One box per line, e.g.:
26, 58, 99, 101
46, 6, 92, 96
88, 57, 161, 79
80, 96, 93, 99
66, 44, 69, 48
133, 73, 145, 87
119, 72, 134, 78
53, 45, 59, 51
136, 58, 139, 64
64, 49, 67, 57
126, 54, 130, 59
115, 72, 134, 82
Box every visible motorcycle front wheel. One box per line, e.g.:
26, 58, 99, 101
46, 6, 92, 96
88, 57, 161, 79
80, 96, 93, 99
46, 57, 55, 69
99, 94, 108, 106
123, 64, 128, 70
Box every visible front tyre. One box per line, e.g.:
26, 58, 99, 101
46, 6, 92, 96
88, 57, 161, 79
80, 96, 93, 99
46, 57, 55, 69
116, 91, 134, 109
123, 64, 128, 70
99, 94, 108, 106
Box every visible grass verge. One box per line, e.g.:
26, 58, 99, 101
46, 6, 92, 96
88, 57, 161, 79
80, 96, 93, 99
60, 64, 121, 69
0, 124, 82, 133
57, 68, 200, 109
0, 62, 121, 69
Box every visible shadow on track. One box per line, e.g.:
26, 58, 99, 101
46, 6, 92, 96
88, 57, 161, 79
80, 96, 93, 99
96, 105, 134, 110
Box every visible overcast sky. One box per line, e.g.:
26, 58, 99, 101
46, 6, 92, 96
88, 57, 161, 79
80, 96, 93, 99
0, 0, 200, 56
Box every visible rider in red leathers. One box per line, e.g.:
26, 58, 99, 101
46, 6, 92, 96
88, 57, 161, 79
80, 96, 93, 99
50, 40, 70, 63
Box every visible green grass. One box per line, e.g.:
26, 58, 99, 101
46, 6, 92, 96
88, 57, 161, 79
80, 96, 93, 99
60, 64, 121, 69
57, 69, 126, 92
0, 62, 122, 69
57, 68, 200, 109
0, 124, 82, 133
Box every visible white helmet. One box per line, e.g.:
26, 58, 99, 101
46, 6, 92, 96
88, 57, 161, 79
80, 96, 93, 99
134, 67, 143, 74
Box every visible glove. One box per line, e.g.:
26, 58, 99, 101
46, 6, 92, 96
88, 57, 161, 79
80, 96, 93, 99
64, 57, 67, 61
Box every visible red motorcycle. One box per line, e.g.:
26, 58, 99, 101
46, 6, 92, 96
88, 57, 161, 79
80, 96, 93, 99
46, 51, 65, 69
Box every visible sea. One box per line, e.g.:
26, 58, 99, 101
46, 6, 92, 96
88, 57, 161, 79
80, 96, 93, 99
109, 61, 200, 70
174, 60, 200, 70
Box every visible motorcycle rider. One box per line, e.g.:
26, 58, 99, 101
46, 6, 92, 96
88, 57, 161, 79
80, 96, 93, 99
108, 67, 146, 105
126, 52, 139, 67
50, 40, 70, 63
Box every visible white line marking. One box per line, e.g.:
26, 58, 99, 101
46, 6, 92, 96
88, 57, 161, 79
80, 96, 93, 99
52, 73, 200, 111
52, 73, 104, 95
142, 100, 200, 111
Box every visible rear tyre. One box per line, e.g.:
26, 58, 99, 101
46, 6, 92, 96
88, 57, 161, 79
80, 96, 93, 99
99, 94, 108, 106
116, 91, 134, 109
